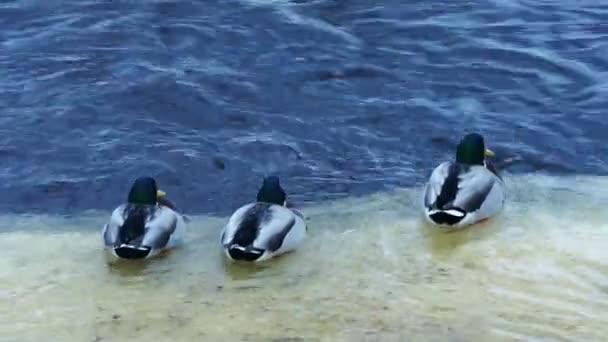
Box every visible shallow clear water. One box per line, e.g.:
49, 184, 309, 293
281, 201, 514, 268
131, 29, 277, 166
2, 174, 608, 341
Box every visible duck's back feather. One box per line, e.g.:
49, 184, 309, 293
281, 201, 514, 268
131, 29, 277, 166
222, 202, 296, 252
117, 205, 155, 246
232, 203, 270, 248
103, 204, 182, 251
452, 165, 497, 213
424, 162, 501, 214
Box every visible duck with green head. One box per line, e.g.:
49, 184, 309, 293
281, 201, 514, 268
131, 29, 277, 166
101, 176, 187, 260
220, 176, 307, 262
422, 133, 505, 229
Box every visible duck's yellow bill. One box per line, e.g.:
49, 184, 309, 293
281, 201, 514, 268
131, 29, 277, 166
157, 190, 167, 198
484, 148, 495, 157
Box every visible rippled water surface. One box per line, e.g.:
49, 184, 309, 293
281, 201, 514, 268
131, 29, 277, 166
1, 0, 607, 214
1, 0, 608, 341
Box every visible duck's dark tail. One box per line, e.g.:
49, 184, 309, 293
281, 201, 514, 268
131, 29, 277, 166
427, 208, 467, 226
226, 244, 265, 262
113, 244, 151, 259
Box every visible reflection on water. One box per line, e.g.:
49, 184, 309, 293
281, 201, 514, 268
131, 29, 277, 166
1, 174, 608, 341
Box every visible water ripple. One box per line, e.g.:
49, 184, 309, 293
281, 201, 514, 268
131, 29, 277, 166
0, 0, 607, 214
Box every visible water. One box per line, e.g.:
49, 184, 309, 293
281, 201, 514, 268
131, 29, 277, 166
1, 0, 608, 341
2, 175, 608, 341
1, 0, 607, 214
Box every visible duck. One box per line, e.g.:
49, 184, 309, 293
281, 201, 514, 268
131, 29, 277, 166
422, 133, 505, 229
102, 176, 186, 260
220, 176, 307, 262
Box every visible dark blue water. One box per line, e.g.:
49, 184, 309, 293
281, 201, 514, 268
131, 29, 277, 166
1, 0, 607, 215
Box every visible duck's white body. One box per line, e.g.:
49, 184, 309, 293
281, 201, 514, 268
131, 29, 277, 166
423, 160, 505, 229
102, 203, 186, 260
220, 202, 307, 262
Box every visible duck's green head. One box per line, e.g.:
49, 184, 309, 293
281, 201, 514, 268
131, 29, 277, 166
128, 176, 164, 205
456, 133, 495, 165
256, 176, 286, 206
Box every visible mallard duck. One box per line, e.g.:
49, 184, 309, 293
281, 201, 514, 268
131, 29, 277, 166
423, 133, 505, 229
102, 176, 186, 260
220, 176, 307, 262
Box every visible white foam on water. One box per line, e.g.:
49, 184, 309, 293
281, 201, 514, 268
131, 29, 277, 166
1, 174, 608, 341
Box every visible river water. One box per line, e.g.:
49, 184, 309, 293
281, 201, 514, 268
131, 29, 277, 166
1, 0, 607, 341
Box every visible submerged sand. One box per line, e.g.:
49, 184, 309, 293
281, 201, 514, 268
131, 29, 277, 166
1, 174, 607, 341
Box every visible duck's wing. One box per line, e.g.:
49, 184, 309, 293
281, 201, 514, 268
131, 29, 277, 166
452, 166, 498, 213
255, 205, 296, 252
221, 203, 257, 245
102, 205, 127, 247
221, 203, 295, 252
424, 162, 452, 208
141, 207, 179, 249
